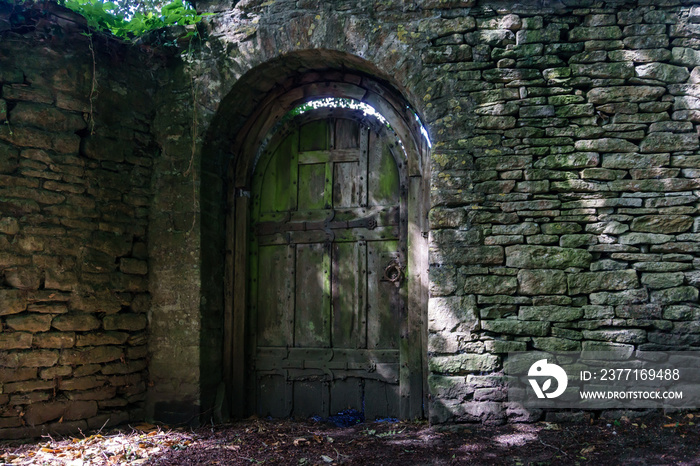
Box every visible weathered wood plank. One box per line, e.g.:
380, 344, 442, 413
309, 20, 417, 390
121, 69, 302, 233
256, 244, 294, 347
257, 227, 399, 246
330, 378, 363, 415
294, 243, 331, 348
293, 380, 329, 418
332, 242, 362, 348
367, 240, 400, 350
368, 131, 399, 207
297, 163, 327, 211
298, 149, 359, 164
257, 374, 291, 418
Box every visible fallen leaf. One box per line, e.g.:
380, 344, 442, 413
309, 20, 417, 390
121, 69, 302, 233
293, 438, 308, 447
580, 446, 595, 455
321, 454, 334, 463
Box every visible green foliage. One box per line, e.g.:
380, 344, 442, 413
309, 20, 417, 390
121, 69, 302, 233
57, 0, 208, 39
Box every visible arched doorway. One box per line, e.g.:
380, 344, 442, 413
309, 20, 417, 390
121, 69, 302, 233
223, 72, 430, 421
249, 107, 407, 419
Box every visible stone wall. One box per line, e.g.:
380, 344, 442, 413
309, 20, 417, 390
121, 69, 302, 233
421, 0, 700, 424
3, 0, 700, 436
0, 3, 158, 438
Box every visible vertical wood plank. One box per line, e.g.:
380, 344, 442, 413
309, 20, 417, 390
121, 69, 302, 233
297, 164, 327, 211
330, 378, 363, 415
293, 380, 329, 419
358, 126, 368, 207
289, 131, 299, 212
366, 240, 400, 350
258, 374, 290, 418
256, 244, 294, 347
332, 242, 363, 348
294, 243, 331, 348
368, 131, 399, 207
333, 162, 359, 208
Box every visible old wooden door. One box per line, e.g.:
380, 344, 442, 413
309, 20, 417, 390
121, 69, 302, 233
248, 111, 408, 420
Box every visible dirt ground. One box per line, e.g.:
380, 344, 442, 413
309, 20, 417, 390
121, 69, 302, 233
1, 411, 699, 465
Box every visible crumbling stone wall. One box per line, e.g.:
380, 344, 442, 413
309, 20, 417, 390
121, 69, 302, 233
0, 3, 157, 438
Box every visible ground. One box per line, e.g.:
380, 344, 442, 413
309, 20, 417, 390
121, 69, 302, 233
1, 412, 699, 465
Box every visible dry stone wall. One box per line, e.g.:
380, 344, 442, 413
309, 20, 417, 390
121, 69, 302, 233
423, 0, 700, 424
0, 3, 157, 439
4, 0, 700, 435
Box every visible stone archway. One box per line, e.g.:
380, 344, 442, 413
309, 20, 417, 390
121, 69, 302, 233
218, 67, 431, 420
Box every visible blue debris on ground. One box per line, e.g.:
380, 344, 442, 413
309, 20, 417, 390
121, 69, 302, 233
313, 409, 365, 427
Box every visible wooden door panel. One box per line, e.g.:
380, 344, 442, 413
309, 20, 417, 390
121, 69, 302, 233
294, 243, 331, 348
293, 380, 329, 419
297, 163, 327, 211
333, 161, 360, 208
367, 240, 402, 350
249, 114, 410, 420
257, 374, 291, 418
365, 380, 400, 420
332, 241, 366, 349
330, 378, 363, 415
256, 244, 294, 347
368, 132, 399, 206
259, 133, 297, 214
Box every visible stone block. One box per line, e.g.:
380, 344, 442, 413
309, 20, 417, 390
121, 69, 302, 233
672, 47, 700, 67
33, 332, 76, 349
519, 305, 583, 322
59, 376, 106, 391
429, 353, 499, 374
640, 132, 700, 153
0, 350, 58, 368
463, 275, 517, 295
651, 286, 699, 305
59, 346, 123, 365
429, 295, 478, 332
635, 63, 689, 83
586, 86, 666, 104
505, 245, 592, 269
581, 341, 634, 359
589, 288, 648, 305
0, 332, 33, 349
481, 319, 549, 336
567, 270, 639, 295
517, 269, 566, 295
10, 102, 86, 132
52, 314, 101, 332
582, 329, 647, 344
575, 138, 638, 153
4, 266, 42, 290
5, 314, 53, 332
532, 337, 581, 351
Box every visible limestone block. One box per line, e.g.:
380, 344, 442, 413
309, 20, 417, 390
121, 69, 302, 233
517, 269, 566, 295
640, 132, 700, 153
52, 314, 101, 332
429, 353, 499, 374
429, 295, 478, 332
481, 319, 549, 336
519, 305, 583, 322
651, 286, 699, 304
463, 275, 517, 295
641, 272, 685, 289
5, 314, 53, 332
33, 332, 76, 349
0, 332, 33, 350
635, 63, 689, 83
505, 245, 592, 269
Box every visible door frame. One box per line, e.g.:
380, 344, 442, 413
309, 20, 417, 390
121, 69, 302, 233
223, 72, 431, 420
